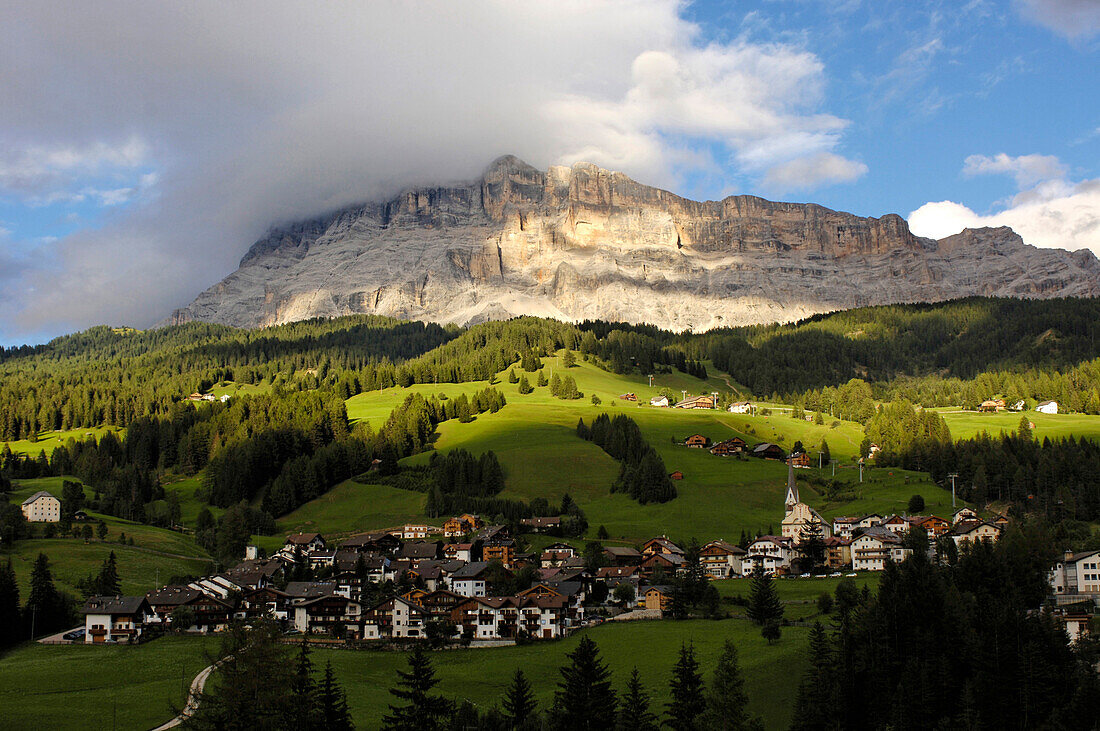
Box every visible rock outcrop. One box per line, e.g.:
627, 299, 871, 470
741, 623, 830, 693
166, 156, 1100, 331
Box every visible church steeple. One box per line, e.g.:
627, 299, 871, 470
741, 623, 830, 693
784, 457, 799, 512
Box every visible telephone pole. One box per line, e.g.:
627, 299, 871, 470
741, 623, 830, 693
948, 473, 958, 508
858, 459, 864, 483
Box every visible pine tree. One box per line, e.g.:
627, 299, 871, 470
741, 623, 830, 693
518, 375, 533, 395
508, 368, 519, 384
382, 646, 452, 730
318, 660, 354, 731
790, 622, 836, 731
562, 349, 576, 368
747, 565, 783, 625
288, 636, 319, 729
0, 558, 22, 649
616, 667, 658, 731
702, 639, 763, 730
98, 551, 121, 595
26, 553, 68, 636
537, 371, 548, 387
666, 643, 705, 731
550, 635, 618, 730
820, 440, 830, 466
502, 668, 537, 728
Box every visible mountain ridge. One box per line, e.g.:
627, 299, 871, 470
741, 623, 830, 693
166, 155, 1100, 332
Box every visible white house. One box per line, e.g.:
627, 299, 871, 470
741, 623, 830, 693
728, 401, 752, 414
1036, 400, 1058, 414
449, 561, 491, 597
21, 491, 61, 523
850, 528, 910, 571
82, 596, 153, 644
881, 515, 910, 535
741, 536, 793, 575
1050, 550, 1100, 596
399, 524, 436, 539
284, 532, 327, 553
951, 508, 979, 524
650, 395, 669, 407
951, 521, 1002, 548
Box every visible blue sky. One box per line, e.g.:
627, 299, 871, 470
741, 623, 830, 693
0, 0, 1097, 346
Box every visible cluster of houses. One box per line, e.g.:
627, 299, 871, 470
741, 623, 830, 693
77, 520, 751, 645
978, 398, 1058, 414
185, 392, 231, 403
681, 433, 789, 462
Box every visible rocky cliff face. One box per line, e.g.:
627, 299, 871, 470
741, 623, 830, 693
167, 156, 1100, 331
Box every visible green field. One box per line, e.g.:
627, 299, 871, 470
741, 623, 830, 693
1, 425, 124, 458
936, 408, 1100, 442
0, 637, 214, 730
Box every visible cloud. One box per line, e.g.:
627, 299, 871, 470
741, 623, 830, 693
962, 152, 1068, 188
762, 152, 868, 190
0, 1, 864, 341
908, 178, 1100, 254
1016, 0, 1100, 40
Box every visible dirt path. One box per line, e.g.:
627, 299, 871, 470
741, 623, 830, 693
150, 657, 225, 730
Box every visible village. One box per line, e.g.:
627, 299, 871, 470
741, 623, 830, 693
53, 453, 1057, 649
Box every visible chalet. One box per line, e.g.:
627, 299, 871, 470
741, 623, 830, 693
398, 524, 437, 539
403, 564, 445, 592
145, 586, 233, 632
751, 443, 786, 461
237, 586, 290, 621
850, 528, 910, 571
742, 536, 793, 575
407, 589, 468, 619
991, 514, 1011, 529
709, 437, 747, 456
881, 515, 910, 535
398, 541, 441, 561
83, 596, 153, 644
952, 507, 979, 524
619, 392, 638, 402
478, 525, 516, 567
293, 594, 362, 637
21, 491, 60, 523
306, 550, 337, 570
676, 394, 714, 410
521, 516, 561, 533
640, 552, 685, 576
186, 392, 204, 401
699, 540, 746, 579
340, 532, 400, 556
450, 561, 493, 597
650, 395, 669, 407
451, 594, 570, 640
642, 537, 684, 558
789, 451, 811, 469
728, 401, 752, 414
669, 471, 684, 480
824, 537, 852, 569
683, 434, 710, 448
284, 532, 327, 553
832, 517, 860, 539
1037, 400, 1058, 414
540, 543, 577, 568
856, 514, 884, 530
1050, 550, 1100, 596
1010, 400, 1026, 412
362, 596, 429, 639
443, 543, 474, 562
978, 398, 1006, 412
951, 520, 1002, 547
603, 545, 643, 566
908, 515, 950, 538
188, 574, 250, 600
641, 585, 672, 611
596, 565, 640, 582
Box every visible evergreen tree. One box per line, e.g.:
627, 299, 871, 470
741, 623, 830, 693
537, 371, 548, 388
796, 517, 826, 573
508, 368, 519, 384
0, 558, 21, 648
98, 551, 121, 595
288, 636, 320, 730
616, 667, 658, 731
666, 643, 705, 731
518, 375, 533, 395
702, 640, 763, 731
562, 350, 576, 368
1018, 414, 1032, 440
26, 553, 70, 636
747, 565, 783, 625
550, 635, 618, 730
318, 660, 354, 731
790, 622, 836, 731
382, 646, 452, 730
907, 494, 925, 513
820, 440, 830, 466
502, 668, 537, 728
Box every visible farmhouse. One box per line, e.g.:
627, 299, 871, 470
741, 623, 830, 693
699, 539, 746, 579
751, 443, 786, 460
284, 532, 327, 553
789, 451, 811, 468
521, 516, 561, 533
728, 401, 752, 414
650, 395, 669, 407
83, 596, 154, 644
683, 434, 710, 448
619, 392, 637, 402
675, 394, 714, 410
603, 545, 643, 566
742, 536, 793, 575
1036, 400, 1058, 414
21, 491, 60, 523
978, 398, 1006, 412
951, 520, 1002, 547
709, 437, 747, 456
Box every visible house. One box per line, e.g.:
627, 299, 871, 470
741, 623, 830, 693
742, 536, 793, 575
83, 596, 153, 644
293, 593, 362, 637
540, 543, 577, 567
881, 515, 910, 535
478, 525, 516, 567
398, 541, 441, 561
451, 594, 570, 640
188, 574, 250, 600
978, 398, 1006, 412
1037, 400, 1058, 414
952, 507, 979, 524
237, 586, 290, 621
619, 392, 638, 402
951, 520, 1002, 548
596, 565, 640, 582
362, 596, 430, 639
832, 517, 860, 539
699, 540, 746, 579
675, 394, 715, 410
908, 515, 950, 538
728, 401, 752, 414
340, 532, 400, 556
642, 537, 685, 558
789, 451, 811, 468
443, 543, 474, 562
641, 552, 685, 576
751, 443, 786, 460
603, 545, 643, 566
21, 491, 60, 523
856, 514, 884, 530
683, 434, 710, 448
669, 471, 684, 480
641, 585, 672, 611
991, 514, 1010, 529
450, 561, 493, 597
709, 437, 747, 456
284, 532, 327, 553
1010, 400, 1026, 412
399, 524, 437, 539
650, 395, 669, 407
145, 586, 233, 631
824, 537, 852, 569
1049, 550, 1100, 597
850, 528, 910, 571
520, 516, 561, 533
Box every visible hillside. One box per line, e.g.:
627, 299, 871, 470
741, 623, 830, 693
166, 156, 1100, 333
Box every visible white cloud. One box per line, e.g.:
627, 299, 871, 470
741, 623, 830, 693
763, 152, 868, 190
1016, 0, 1100, 40
962, 152, 1068, 188
909, 178, 1100, 254
0, 1, 864, 339
0, 137, 149, 198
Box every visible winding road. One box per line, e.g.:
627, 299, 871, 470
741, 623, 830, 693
150, 657, 225, 730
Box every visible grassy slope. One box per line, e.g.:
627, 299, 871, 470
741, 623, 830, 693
0, 637, 214, 731
1, 425, 124, 458
935, 409, 1100, 442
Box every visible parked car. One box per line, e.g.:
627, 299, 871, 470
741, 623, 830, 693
63, 629, 85, 641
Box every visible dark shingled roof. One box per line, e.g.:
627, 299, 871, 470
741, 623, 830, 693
83, 595, 149, 615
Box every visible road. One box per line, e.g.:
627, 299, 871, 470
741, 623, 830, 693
150, 657, 225, 730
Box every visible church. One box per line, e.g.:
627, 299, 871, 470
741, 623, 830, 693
781, 457, 832, 542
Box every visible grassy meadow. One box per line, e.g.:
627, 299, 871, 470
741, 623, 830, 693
1, 425, 124, 458
935, 408, 1100, 442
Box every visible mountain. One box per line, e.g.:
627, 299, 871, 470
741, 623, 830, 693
166, 155, 1100, 331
